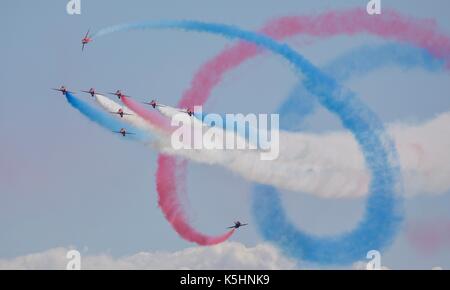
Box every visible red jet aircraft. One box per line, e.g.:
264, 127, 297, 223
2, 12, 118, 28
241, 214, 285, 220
81, 30, 92, 51
81, 88, 97, 97
113, 128, 135, 137
227, 221, 248, 229
52, 86, 73, 95
108, 90, 126, 99
143, 100, 158, 108
110, 108, 133, 118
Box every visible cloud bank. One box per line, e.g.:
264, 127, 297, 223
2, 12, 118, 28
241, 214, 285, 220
0, 242, 295, 270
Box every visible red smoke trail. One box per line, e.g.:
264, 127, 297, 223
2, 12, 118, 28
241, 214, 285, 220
121, 96, 172, 132
179, 8, 450, 108
121, 95, 236, 245
120, 87, 237, 245
119, 9, 450, 245
157, 154, 235, 245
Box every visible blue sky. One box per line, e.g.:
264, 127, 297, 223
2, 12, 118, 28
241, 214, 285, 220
1, 0, 450, 269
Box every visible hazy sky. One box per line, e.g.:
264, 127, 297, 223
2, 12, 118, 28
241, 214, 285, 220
1, 0, 450, 269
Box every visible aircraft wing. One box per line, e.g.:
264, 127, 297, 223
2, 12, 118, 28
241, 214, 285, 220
176, 109, 192, 115
108, 92, 124, 96
143, 101, 166, 107
52, 88, 74, 94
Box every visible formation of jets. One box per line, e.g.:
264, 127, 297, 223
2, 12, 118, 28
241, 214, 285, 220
52, 86, 135, 137
52, 84, 248, 230
52, 86, 197, 138
54, 29, 249, 233
51, 85, 195, 139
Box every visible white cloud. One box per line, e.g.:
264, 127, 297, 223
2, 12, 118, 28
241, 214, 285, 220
0, 242, 296, 270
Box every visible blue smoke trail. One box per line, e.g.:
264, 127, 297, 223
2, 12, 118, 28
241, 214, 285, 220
279, 43, 445, 131
65, 92, 150, 142
94, 21, 403, 265
325, 43, 444, 81
195, 42, 444, 136
177, 44, 443, 149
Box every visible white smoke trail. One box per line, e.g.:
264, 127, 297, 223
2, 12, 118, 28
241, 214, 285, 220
93, 94, 174, 151
93, 94, 160, 133
94, 95, 450, 198
155, 105, 260, 164
162, 111, 450, 198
